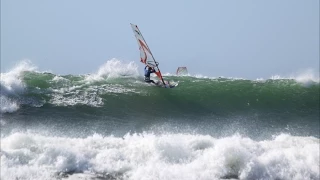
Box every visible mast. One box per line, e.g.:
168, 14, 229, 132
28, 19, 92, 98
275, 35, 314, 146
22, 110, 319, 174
132, 24, 166, 86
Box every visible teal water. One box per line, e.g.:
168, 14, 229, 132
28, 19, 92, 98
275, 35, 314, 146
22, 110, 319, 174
1, 71, 319, 138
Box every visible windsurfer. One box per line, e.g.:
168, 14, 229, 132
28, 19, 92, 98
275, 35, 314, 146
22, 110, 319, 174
144, 66, 157, 84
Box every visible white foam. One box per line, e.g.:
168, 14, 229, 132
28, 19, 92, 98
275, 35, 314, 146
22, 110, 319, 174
270, 69, 319, 84
52, 75, 69, 82
0, 96, 19, 113
85, 58, 140, 82
166, 69, 319, 83
1, 132, 318, 180
0, 60, 37, 95
294, 69, 319, 86
162, 72, 191, 77
49, 84, 138, 107
48, 60, 141, 107
50, 92, 103, 107
0, 60, 38, 113
163, 73, 247, 82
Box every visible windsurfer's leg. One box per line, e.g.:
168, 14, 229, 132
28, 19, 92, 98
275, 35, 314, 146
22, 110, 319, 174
144, 79, 157, 84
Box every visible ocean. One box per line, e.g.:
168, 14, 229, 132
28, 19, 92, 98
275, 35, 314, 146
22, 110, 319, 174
1, 59, 319, 180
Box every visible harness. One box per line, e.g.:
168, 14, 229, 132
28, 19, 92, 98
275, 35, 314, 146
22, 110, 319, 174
144, 76, 151, 81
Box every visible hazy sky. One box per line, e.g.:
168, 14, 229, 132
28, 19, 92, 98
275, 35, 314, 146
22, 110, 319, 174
1, 0, 319, 79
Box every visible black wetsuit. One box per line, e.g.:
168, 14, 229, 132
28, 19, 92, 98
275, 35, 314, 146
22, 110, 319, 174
144, 66, 156, 84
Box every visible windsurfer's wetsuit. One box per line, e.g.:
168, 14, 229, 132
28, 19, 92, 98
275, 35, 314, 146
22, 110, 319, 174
144, 66, 156, 84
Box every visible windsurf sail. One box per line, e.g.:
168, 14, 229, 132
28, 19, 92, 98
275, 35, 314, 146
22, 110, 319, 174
176, 67, 188, 76
130, 23, 165, 85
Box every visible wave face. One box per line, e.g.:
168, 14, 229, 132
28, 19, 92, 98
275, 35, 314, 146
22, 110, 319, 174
1, 59, 319, 180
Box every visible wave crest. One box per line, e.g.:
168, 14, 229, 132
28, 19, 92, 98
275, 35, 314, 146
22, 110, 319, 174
85, 58, 139, 81
0, 60, 38, 113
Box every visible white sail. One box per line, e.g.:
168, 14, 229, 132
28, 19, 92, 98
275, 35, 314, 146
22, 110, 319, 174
130, 23, 165, 84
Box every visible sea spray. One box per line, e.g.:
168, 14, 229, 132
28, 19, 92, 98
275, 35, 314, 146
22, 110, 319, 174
0, 60, 38, 113
85, 58, 140, 82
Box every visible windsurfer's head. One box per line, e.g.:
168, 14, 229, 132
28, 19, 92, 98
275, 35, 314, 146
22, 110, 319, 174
148, 67, 152, 70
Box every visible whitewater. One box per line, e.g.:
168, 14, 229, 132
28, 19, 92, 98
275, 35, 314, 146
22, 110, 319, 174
1, 59, 319, 180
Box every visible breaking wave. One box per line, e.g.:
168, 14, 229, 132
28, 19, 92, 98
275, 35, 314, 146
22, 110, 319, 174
1, 132, 319, 180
